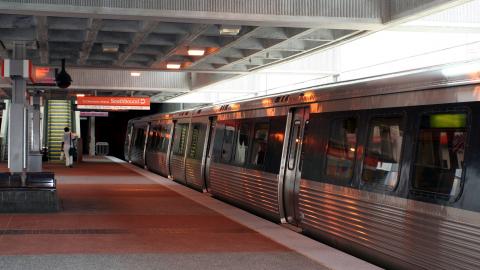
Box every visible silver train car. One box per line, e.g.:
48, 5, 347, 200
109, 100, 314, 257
124, 61, 480, 270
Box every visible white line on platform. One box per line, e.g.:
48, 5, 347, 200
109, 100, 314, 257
106, 156, 383, 270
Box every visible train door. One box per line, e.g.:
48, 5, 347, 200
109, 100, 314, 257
169, 119, 191, 184
142, 123, 150, 168
204, 117, 216, 192
165, 122, 175, 178
124, 122, 133, 161
281, 107, 309, 225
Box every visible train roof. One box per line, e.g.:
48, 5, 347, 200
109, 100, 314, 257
131, 60, 480, 124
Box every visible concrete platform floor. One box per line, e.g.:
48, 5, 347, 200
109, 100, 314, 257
0, 160, 379, 270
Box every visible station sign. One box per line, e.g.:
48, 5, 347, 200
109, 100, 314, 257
79, 111, 109, 117
77, 96, 150, 110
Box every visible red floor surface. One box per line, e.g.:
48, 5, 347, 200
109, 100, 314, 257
0, 161, 289, 256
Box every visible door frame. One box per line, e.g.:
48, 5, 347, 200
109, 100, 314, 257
278, 106, 310, 224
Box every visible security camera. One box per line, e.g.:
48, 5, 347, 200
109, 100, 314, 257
55, 59, 72, 89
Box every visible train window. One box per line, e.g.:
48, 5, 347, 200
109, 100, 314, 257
188, 123, 207, 160
172, 124, 189, 156
134, 128, 145, 149
362, 116, 404, 190
250, 123, 269, 167
232, 122, 251, 165
412, 112, 468, 200
325, 117, 358, 181
264, 116, 287, 174
221, 122, 236, 163
158, 125, 171, 153
287, 120, 301, 170
146, 128, 156, 151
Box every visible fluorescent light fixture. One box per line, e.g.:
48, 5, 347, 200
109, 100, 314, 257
76, 94, 85, 97
130, 72, 141, 77
102, 43, 119, 53
441, 62, 480, 77
166, 63, 182, 69
188, 48, 205, 56
219, 25, 241, 36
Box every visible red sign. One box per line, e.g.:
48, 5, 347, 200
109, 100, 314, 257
33, 66, 56, 85
77, 96, 150, 110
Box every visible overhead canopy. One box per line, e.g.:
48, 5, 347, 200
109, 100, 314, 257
0, 0, 472, 100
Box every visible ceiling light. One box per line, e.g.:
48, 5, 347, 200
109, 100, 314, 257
102, 44, 119, 53
130, 72, 141, 77
76, 94, 85, 97
166, 63, 182, 69
219, 25, 241, 36
188, 48, 205, 56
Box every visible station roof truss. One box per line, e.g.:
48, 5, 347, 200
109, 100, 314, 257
0, 0, 472, 100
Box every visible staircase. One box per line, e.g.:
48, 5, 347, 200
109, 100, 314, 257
47, 100, 72, 161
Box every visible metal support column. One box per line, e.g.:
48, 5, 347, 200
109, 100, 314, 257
28, 93, 42, 172
0, 100, 10, 161
8, 43, 27, 173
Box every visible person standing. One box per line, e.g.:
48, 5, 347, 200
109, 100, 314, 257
62, 127, 76, 168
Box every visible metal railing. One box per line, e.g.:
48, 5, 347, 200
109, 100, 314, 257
95, 142, 109, 156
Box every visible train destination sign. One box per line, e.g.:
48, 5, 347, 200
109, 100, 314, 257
77, 96, 150, 110
79, 111, 109, 117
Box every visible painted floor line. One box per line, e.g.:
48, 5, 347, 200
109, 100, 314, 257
106, 156, 382, 270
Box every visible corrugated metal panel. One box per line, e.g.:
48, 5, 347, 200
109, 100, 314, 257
145, 151, 169, 177
409, 0, 480, 24
209, 162, 280, 220
389, 0, 467, 20
185, 158, 203, 189
4, 0, 382, 18
170, 154, 186, 183
298, 180, 480, 270
69, 69, 189, 91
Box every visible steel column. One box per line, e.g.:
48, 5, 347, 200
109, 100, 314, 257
8, 43, 27, 173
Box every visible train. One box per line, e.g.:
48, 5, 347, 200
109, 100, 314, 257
124, 61, 480, 270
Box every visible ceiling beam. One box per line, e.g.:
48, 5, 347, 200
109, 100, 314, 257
78, 18, 103, 65
218, 28, 319, 70
186, 26, 261, 70
35, 16, 48, 64
0, 0, 386, 30
115, 21, 158, 66
0, 42, 9, 59
149, 24, 210, 68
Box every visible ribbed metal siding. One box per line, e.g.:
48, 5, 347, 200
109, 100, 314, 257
5, 0, 382, 18
209, 163, 280, 220
170, 154, 185, 183
389, 0, 450, 18
185, 158, 203, 189
410, 0, 480, 24
130, 147, 144, 167
69, 69, 189, 91
145, 152, 168, 177
297, 180, 480, 270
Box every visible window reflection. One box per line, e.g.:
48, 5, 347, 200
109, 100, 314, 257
250, 123, 269, 166
325, 117, 357, 180
233, 123, 250, 165
362, 116, 404, 190
413, 113, 467, 199
172, 124, 188, 155
221, 124, 236, 163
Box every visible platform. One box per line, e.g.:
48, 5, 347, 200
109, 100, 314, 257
0, 159, 380, 270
